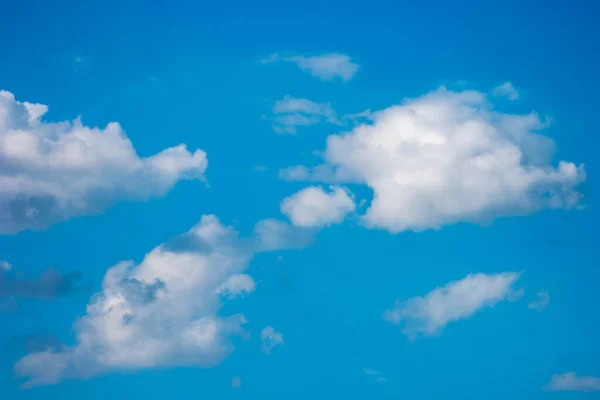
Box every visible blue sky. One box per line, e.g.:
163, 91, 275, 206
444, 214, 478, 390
1, 0, 599, 398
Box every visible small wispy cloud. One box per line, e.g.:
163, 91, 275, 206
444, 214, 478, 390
269, 96, 340, 134
0, 260, 11, 270
259, 53, 280, 64
544, 372, 600, 392
383, 272, 523, 339
261, 53, 359, 82
253, 165, 268, 172
528, 290, 550, 312
493, 82, 519, 100
267, 96, 370, 134
363, 368, 388, 383
260, 326, 283, 354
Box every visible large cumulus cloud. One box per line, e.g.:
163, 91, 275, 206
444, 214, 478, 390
13, 215, 312, 387
0, 90, 207, 234
280, 88, 585, 232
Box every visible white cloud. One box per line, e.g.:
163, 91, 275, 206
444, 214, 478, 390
493, 82, 519, 100
252, 219, 314, 252
0, 90, 207, 234
262, 53, 359, 82
231, 376, 242, 389
13, 215, 295, 387
383, 272, 523, 339
280, 186, 355, 228
260, 326, 283, 354
528, 290, 550, 311
545, 372, 600, 392
269, 96, 370, 134
270, 96, 340, 134
216, 274, 256, 300
0, 260, 11, 270
282, 87, 585, 233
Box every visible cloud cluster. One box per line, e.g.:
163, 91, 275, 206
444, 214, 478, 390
260, 326, 283, 354
0, 90, 207, 234
383, 272, 522, 339
545, 372, 600, 392
281, 88, 585, 232
281, 186, 355, 228
261, 53, 359, 82
14, 215, 309, 387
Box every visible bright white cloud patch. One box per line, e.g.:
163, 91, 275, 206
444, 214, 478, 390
282, 88, 585, 233
281, 186, 355, 228
545, 372, 600, 392
383, 272, 522, 339
0, 90, 207, 234
260, 326, 283, 354
528, 290, 550, 311
262, 53, 359, 82
13, 215, 293, 387
493, 82, 520, 100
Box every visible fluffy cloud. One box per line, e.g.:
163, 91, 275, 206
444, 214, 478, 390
493, 82, 519, 100
260, 326, 283, 354
0, 266, 83, 300
280, 186, 355, 228
262, 53, 359, 82
383, 272, 522, 339
281, 88, 585, 233
14, 215, 298, 387
545, 372, 600, 392
0, 90, 207, 234
528, 290, 550, 311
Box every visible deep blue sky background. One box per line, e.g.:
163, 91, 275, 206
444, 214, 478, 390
1, 1, 599, 399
